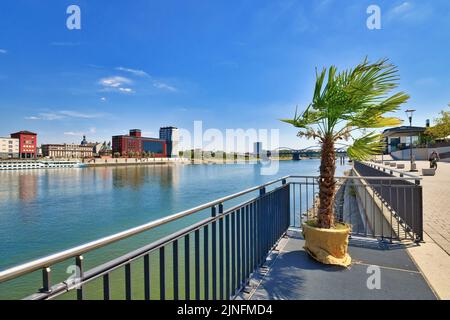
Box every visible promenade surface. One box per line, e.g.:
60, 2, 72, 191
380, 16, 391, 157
386, 160, 450, 255
371, 158, 450, 299
239, 230, 436, 300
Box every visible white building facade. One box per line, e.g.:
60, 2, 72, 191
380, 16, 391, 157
0, 137, 19, 159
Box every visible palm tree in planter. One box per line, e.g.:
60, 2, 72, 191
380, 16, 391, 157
282, 58, 409, 267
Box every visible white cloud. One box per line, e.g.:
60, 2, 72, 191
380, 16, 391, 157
99, 76, 132, 88
390, 2, 412, 15
153, 81, 177, 92
64, 131, 84, 136
387, 1, 434, 23
0, 49, 7, 54
64, 127, 96, 136
25, 110, 105, 121
118, 87, 135, 93
99, 76, 135, 94
100, 97, 107, 102
26, 113, 65, 121
59, 110, 104, 119
116, 67, 149, 77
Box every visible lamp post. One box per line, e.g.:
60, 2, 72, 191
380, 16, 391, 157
405, 109, 418, 172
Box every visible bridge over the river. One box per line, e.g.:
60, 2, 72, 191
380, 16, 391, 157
274, 146, 347, 160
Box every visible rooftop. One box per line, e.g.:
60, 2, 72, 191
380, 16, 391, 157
10, 130, 37, 136
383, 126, 426, 136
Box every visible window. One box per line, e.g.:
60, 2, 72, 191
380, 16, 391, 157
143, 140, 164, 154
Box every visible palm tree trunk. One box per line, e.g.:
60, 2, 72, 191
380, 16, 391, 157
318, 134, 336, 228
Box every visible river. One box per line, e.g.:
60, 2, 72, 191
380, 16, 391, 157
0, 160, 349, 299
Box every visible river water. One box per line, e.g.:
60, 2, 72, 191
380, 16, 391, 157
0, 160, 349, 299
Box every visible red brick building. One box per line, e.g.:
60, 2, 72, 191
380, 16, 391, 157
10, 131, 37, 159
112, 129, 167, 157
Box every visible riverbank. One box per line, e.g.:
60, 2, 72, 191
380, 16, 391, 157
83, 157, 318, 167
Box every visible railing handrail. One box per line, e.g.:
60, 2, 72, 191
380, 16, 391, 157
363, 160, 421, 179
289, 175, 422, 181
0, 175, 290, 282
0, 173, 422, 283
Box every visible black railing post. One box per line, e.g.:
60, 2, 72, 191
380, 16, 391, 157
125, 263, 131, 300
184, 234, 190, 300
75, 255, 84, 300
144, 254, 151, 300
211, 206, 217, 300
218, 204, 224, 300
194, 230, 200, 300
173, 241, 179, 300
203, 224, 209, 300
103, 273, 110, 300
160, 247, 165, 300
40, 267, 51, 293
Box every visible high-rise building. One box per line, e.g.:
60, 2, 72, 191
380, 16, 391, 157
254, 142, 263, 156
10, 131, 37, 159
159, 127, 179, 158
0, 137, 19, 159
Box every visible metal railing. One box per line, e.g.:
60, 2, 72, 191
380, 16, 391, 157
353, 161, 423, 241
288, 175, 423, 242
0, 176, 290, 300
0, 174, 423, 300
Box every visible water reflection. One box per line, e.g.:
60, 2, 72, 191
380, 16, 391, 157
0, 171, 39, 203
111, 165, 180, 190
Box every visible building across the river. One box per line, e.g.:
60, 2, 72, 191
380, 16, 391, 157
112, 127, 179, 158
10, 131, 37, 159
41, 143, 93, 159
159, 126, 179, 158
0, 137, 20, 159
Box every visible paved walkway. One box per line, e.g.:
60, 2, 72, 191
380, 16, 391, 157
370, 158, 450, 299
241, 231, 436, 300
377, 160, 450, 254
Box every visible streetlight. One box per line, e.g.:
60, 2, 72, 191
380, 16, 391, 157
405, 109, 418, 172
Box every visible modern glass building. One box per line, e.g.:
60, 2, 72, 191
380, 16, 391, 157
159, 126, 179, 158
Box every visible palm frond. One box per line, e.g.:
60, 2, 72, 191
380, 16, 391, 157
347, 133, 384, 160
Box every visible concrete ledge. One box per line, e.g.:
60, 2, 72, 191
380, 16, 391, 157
422, 168, 436, 176
407, 233, 450, 300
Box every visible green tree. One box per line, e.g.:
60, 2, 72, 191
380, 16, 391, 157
425, 110, 450, 140
282, 58, 409, 229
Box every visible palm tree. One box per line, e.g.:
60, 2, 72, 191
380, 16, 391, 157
282, 58, 409, 229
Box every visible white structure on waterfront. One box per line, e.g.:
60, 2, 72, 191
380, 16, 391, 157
159, 126, 179, 158
0, 137, 19, 159
0, 159, 85, 170
41, 143, 93, 159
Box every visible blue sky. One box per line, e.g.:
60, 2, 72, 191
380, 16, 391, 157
0, 0, 449, 149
